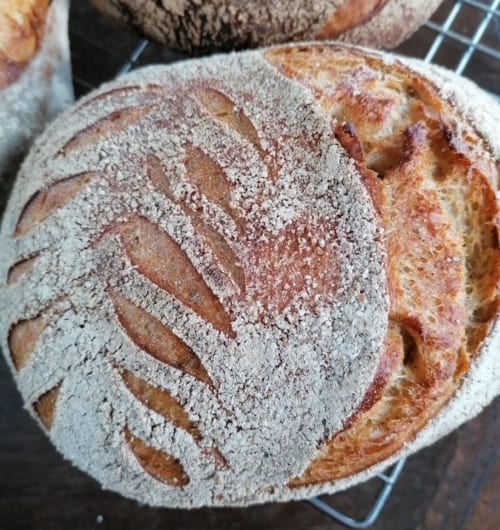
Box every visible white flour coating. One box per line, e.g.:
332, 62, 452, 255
0, 0, 73, 195
3, 43, 497, 508
0, 51, 388, 507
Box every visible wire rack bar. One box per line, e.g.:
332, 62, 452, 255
116, 39, 149, 76
425, 20, 500, 61
71, 75, 95, 91
424, 1, 464, 62
462, 0, 500, 15
307, 460, 407, 529
71, 30, 129, 60
457, 0, 499, 73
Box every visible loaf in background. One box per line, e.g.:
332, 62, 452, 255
0, 0, 73, 217
89, 0, 444, 54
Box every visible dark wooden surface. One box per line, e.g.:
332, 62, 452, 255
1, 1, 499, 529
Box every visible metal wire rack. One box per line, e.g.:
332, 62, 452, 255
68, 1, 499, 528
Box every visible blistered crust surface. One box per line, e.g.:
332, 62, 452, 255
264, 43, 499, 498
0, 51, 387, 507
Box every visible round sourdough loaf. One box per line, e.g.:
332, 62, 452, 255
89, 0, 443, 53
0, 0, 73, 216
1, 43, 499, 507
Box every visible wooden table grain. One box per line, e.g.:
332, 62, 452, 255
1, 1, 499, 529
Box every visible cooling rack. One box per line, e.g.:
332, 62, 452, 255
68, 1, 499, 527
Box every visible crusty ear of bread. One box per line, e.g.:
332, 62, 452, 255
0, 0, 73, 218
0, 42, 498, 508
374, 53, 500, 479
89, 0, 443, 53
264, 43, 500, 499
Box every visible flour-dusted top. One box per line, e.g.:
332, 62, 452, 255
0, 50, 388, 507
3, 42, 498, 508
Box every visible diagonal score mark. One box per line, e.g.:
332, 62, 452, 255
147, 153, 246, 294
121, 368, 202, 440
33, 382, 62, 430
61, 105, 152, 155
183, 144, 241, 224
114, 215, 236, 338
120, 368, 229, 469
109, 290, 213, 385
8, 315, 47, 371
196, 87, 263, 154
76, 83, 165, 112
124, 427, 190, 487
7, 253, 40, 284
14, 172, 99, 237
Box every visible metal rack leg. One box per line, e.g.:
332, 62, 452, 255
307, 460, 406, 529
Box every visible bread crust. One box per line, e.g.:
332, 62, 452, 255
265, 42, 499, 496
89, 0, 443, 53
316, 0, 388, 38
0, 48, 388, 507
333, 0, 443, 47
0, 42, 498, 507
0, 0, 50, 89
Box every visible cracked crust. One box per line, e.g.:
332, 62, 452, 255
89, 0, 443, 53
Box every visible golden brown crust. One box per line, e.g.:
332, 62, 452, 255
33, 383, 61, 430
336, 0, 443, 49
0, 0, 50, 90
264, 45, 499, 486
121, 369, 202, 440
1, 42, 497, 507
8, 315, 47, 370
124, 427, 190, 487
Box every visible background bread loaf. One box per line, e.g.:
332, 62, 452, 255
0, 0, 73, 218
89, 0, 444, 53
0, 0, 49, 90
0, 42, 498, 508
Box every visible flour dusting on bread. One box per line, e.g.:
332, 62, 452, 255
0, 42, 498, 508
0, 50, 388, 507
